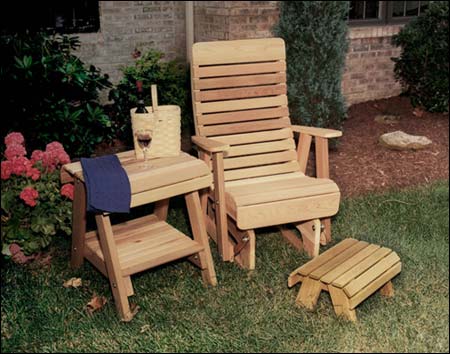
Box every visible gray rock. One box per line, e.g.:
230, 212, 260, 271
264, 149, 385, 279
379, 131, 432, 150
374, 114, 401, 124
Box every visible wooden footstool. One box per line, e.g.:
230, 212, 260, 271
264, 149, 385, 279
288, 238, 402, 321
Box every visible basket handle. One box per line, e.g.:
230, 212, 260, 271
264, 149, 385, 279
151, 84, 158, 112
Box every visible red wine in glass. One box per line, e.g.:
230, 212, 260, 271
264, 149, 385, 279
136, 129, 153, 167
137, 133, 152, 148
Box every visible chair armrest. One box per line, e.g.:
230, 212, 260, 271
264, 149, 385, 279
291, 125, 342, 139
192, 136, 230, 155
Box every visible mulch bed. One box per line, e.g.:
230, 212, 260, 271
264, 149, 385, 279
329, 95, 449, 198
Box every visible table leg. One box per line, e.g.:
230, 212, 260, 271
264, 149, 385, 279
95, 213, 133, 321
185, 191, 217, 286
71, 179, 87, 269
154, 198, 170, 221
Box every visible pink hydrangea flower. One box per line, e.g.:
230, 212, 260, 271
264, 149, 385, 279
41, 142, 71, 170
60, 183, 74, 200
19, 187, 39, 207
4, 132, 25, 146
45, 141, 64, 152
30, 150, 45, 165
5, 143, 26, 160
11, 156, 32, 176
26, 167, 41, 181
1, 160, 12, 180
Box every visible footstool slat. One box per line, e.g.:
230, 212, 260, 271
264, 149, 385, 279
332, 247, 392, 288
291, 238, 358, 277
349, 262, 402, 309
309, 241, 369, 280
289, 238, 402, 322
344, 251, 400, 297
321, 243, 381, 284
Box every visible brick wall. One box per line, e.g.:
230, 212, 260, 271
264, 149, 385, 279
343, 26, 402, 104
194, 1, 403, 105
75, 1, 186, 85
73, 1, 402, 105
194, 1, 278, 42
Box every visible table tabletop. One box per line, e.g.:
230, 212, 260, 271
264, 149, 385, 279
63, 151, 212, 207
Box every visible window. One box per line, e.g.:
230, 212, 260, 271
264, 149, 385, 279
349, 1, 381, 20
1, 1, 100, 35
391, 1, 429, 17
348, 1, 430, 24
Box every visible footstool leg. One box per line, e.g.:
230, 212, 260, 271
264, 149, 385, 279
329, 285, 357, 322
380, 281, 394, 297
296, 277, 322, 310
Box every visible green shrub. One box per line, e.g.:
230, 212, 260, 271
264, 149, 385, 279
0, 32, 112, 158
392, 1, 449, 112
274, 1, 349, 131
108, 50, 191, 146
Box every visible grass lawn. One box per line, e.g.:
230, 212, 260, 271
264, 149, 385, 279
1, 181, 449, 353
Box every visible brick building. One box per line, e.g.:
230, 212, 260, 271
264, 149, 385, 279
70, 1, 417, 105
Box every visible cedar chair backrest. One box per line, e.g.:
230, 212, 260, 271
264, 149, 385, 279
191, 38, 300, 182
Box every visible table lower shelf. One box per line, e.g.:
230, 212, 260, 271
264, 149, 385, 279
84, 214, 204, 276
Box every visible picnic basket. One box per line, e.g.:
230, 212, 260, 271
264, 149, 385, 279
130, 85, 181, 159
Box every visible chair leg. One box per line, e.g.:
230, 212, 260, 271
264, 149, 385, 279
205, 199, 235, 262
185, 191, 217, 286
279, 225, 303, 252
296, 219, 321, 258
321, 218, 332, 245
233, 229, 256, 270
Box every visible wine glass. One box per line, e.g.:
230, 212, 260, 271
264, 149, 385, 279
136, 128, 153, 167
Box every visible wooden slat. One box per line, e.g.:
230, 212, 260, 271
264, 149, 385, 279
227, 175, 333, 196
231, 180, 339, 207
195, 84, 286, 102
236, 192, 340, 230
199, 117, 291, 137
343, 252, 400, 297
196, 95, 288, 114
309, 241, 370, 280
224, 160, 300, 181
226, 139, 295, 157
225, 171, 301, 188
86, 214, 159, 242
224, 150, 297, 170
192, 38, 285, 66
332, 247, 393, 288
320, 243, 381, 284
198, 107, 289, 125
127, 159, 210, 194
289, 239, 359, 277
193, 61, 286, 78
213, 127, 293, 145
130, 174, 212, 207
193, 73, 286, 90
349, 263, 401, 309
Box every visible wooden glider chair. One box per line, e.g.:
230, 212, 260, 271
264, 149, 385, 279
190, 38, 342, 269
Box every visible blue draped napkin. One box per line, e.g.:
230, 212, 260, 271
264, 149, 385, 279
80, 155, 131, 213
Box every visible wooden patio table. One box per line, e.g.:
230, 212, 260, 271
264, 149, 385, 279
62, 150, 217, 321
